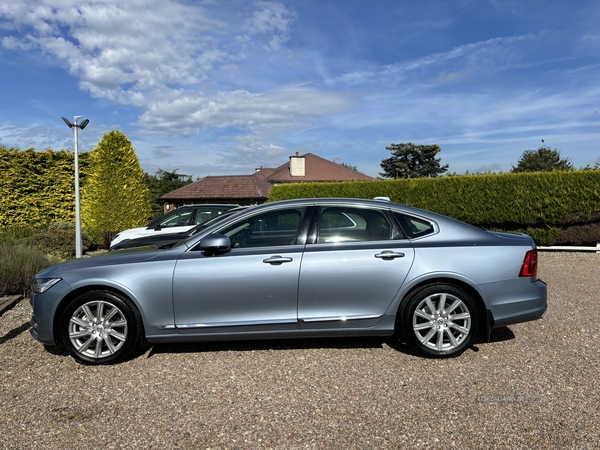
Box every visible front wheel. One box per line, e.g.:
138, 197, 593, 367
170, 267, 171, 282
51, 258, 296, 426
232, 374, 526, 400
60, 290, 142, 365
399, 283, 478, 358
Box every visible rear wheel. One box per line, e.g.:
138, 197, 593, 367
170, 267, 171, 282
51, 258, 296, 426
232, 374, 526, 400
400, 283, 478, 358
60, 290, 141, 365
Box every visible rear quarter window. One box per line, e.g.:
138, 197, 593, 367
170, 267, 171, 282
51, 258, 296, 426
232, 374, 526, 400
394, 213, 436, 239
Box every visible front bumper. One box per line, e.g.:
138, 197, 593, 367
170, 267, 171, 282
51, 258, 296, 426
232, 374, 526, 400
29, 279, 73, 345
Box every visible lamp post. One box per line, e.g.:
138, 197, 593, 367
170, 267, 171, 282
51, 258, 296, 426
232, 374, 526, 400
62, 116, 89, 258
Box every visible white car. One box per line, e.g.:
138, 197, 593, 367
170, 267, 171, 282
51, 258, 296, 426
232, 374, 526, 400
110, 204, 238, 247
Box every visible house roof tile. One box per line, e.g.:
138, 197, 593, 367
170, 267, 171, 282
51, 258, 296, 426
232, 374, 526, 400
160, 174, 273, 201
268, 153, 373, 182
160, 152, 373, 202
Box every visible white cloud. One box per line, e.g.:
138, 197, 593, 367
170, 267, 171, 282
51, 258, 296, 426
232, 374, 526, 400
1, 35, 34, 50
246, 1, 294, 36
152, 147, 173, 158
3, 1, 600, 177
0, 123, 101, 152
0, 0, 312, 151
1, 1, 236, 106
138, 89, 356, 134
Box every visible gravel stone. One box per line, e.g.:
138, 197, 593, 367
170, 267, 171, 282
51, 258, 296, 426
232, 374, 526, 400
1, 252, 598, 449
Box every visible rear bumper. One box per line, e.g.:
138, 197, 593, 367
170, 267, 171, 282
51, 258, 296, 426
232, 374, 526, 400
482, 278, 548, 329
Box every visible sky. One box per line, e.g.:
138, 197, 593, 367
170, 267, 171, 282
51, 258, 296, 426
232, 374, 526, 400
1, 0, 599, 179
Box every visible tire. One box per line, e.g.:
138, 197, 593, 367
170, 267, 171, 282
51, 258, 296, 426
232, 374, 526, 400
60, 290, 142, 365
399, 283, 478, 358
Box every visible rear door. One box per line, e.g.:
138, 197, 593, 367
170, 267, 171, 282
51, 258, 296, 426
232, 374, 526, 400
297, 205, 414, 329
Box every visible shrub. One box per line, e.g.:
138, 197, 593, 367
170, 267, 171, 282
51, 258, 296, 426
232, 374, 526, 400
0, 242, 62, 296
19, 228, 93, 260
0, 224, 41, 243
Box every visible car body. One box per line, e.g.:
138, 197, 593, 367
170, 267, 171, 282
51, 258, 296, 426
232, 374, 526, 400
110, 207, 249, 251
30, 198, 547, 365
109, 204, 238, 247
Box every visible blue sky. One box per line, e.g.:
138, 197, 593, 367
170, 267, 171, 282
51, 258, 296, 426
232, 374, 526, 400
1, 0, 599, 179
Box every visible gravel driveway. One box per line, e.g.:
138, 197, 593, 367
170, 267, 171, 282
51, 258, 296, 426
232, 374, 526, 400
0, 252, 598, 449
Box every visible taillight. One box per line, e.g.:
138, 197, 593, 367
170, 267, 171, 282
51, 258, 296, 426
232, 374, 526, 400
519, 249, 538, 277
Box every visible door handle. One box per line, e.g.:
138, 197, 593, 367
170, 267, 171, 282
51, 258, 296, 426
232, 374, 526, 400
263, 255, 293, 265
375, 251, 405, 260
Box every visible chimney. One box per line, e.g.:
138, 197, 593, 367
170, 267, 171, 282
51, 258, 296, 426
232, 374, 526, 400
289, 152, 305, 177
255, 166, 263, 172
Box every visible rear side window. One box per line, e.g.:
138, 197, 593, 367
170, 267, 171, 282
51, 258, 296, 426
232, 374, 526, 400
394, 213, 436, 239
317, 207, 392, 243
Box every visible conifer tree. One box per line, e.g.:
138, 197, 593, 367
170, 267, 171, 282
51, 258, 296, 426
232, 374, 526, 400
380, 142, 449, 179
511, 146, 574, 173
81, 131, 151, 243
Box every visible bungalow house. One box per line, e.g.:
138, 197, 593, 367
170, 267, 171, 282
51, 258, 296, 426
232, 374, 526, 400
160, 152, 373, 212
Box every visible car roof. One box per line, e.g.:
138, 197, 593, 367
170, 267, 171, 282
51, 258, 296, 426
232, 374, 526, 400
254, 198, 477, 229
257, 198, 416, 213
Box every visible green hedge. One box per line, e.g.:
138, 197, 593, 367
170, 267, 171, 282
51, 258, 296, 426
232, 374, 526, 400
0, 147, 89, 230
268, 171, 600, 245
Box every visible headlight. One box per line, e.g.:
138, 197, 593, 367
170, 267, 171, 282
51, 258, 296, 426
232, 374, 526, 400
32, 278, 62, 294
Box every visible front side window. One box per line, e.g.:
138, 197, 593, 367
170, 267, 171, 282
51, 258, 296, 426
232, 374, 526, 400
218, 208, 307, 248
317, 207, 392, 243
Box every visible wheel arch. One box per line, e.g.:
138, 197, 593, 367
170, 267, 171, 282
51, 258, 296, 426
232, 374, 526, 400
52, 284, 147, 345
393, 276, 489, 340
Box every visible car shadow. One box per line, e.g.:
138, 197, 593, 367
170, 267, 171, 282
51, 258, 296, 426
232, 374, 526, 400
486, 326, 516, 343
0, 321, 31, 345
144, 327, 516, 360
44, 344, 69, 356
38, 326, 517, 362
147, 336, 398, 359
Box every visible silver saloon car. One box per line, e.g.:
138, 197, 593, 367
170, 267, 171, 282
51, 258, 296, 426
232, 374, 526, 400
30, 198, 547, 365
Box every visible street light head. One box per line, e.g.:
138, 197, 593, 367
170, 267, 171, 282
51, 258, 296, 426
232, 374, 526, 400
61, 117, 73, 128
79, 119, 90, 130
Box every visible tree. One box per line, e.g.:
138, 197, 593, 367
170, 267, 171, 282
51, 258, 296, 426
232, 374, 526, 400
81, 131, 152, 243
145, 169, 193, 218
379, 143, 449, 179
338, 161, 358, 172
511, 146, 574, 173
581, 162, 600, 171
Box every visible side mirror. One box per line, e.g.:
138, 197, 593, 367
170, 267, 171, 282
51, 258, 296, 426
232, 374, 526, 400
152, 224, 162, 231
200, 234, 231, 255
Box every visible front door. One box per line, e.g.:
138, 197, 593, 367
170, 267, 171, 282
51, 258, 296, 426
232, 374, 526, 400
172, 207, 309, 334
